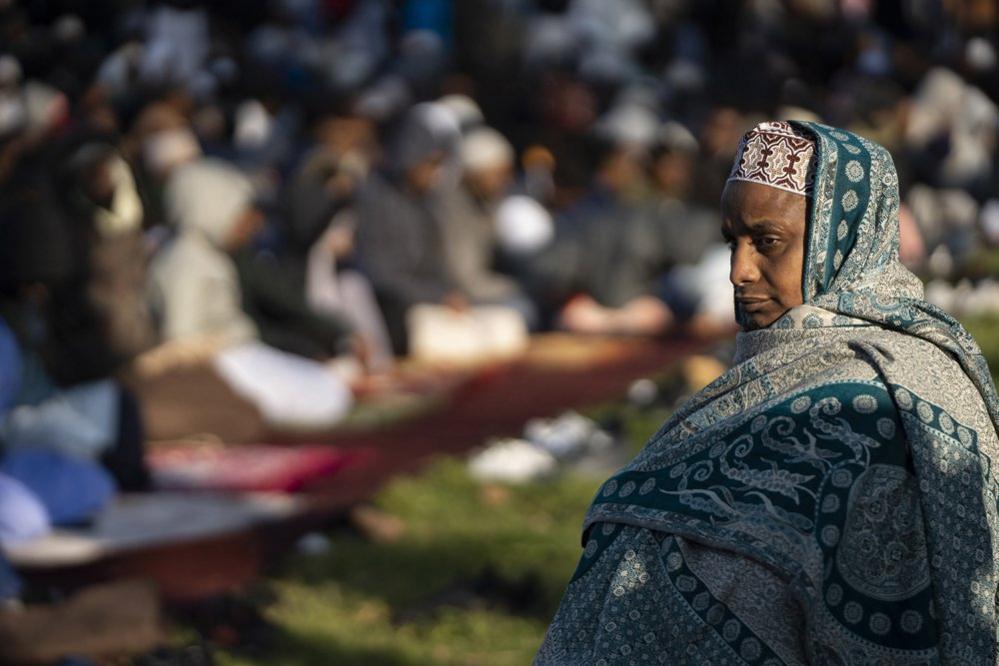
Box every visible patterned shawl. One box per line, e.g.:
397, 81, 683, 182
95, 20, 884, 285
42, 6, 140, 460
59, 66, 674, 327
536, 123, 999, 664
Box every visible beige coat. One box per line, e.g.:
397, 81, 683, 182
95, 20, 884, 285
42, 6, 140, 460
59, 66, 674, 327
148, 159, 258, 346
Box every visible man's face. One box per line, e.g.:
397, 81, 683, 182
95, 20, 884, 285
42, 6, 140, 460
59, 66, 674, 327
599, 147, 646, 195
466, 163, 513, 202
721, 180, 807, 330
407, 151, 446, 194
652, 151, 694, 198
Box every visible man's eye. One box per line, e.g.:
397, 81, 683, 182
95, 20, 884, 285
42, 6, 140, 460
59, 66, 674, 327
754, 237, 781, 251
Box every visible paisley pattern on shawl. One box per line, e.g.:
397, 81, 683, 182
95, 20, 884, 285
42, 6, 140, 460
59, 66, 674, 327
535, 123, 999, 665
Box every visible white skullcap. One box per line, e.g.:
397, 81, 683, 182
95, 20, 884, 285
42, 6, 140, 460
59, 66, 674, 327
460, 127, 514, 173
234, 99, 272, 150
966, 37, 997, 72
496, 195, 554, 257
594, 102, 660, 147
22, 81, 66, 132
355, 75, 412, 122
437, 94, 484, 130
656, 121, 698, 154
53, 14, 85, 42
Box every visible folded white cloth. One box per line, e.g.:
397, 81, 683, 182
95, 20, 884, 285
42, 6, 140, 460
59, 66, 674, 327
407, 304, 528, 364
213, 342, 353, 431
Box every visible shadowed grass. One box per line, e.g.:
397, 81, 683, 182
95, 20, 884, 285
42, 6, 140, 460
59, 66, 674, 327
192, 368, 686, 665
211, 459, 605, 665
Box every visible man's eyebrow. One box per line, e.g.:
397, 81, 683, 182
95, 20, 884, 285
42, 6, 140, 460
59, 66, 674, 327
743, 218, 787, 233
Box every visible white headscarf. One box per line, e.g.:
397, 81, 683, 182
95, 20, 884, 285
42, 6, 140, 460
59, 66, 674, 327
164, 159, 254, 246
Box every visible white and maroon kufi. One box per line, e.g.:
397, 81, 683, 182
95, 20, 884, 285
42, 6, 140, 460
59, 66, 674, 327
727, 121, 816, 197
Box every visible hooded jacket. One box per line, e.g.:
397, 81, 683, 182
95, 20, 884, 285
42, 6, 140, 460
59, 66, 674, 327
149, 159, 258, 345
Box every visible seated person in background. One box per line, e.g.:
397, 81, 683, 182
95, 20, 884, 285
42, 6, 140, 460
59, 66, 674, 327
153, 156, 358, 365
643, 121, 720, 265
55, 135, 157, 363
435, 126, 537, 328
149, 158, 262, 346
354, 104, 463, 355
149, 158, 353, 430
281, 127, 394, 372
232, 204, 361, 366
537, 122, 999, 663
643, 122, 737, 339
0, 188, 147, 491
536, 134, 675, 336
127, 99, 203, 234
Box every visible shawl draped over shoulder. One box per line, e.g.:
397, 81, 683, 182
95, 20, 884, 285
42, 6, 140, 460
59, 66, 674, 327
535, 122, 999, 664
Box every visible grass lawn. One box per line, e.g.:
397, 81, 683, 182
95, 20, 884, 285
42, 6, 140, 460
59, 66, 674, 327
210, 462, 607, 665
206, 404, 671, 666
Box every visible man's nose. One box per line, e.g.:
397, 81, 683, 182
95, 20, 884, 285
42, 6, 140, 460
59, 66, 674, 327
729, 241, 761, 287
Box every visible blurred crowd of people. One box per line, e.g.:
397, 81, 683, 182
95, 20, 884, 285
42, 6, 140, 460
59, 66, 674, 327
1, 0, 999, 593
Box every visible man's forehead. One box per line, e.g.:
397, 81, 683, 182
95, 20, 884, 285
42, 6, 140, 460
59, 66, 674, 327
722, 181, 807, 226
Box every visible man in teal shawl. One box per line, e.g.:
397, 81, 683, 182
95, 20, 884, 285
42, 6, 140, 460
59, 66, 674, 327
536, 122, 999, 664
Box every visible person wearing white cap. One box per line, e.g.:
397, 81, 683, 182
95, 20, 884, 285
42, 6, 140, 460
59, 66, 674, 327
435, 126, 528, 314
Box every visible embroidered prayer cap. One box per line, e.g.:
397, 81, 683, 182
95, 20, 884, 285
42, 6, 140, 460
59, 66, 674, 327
727, 121, 816, 197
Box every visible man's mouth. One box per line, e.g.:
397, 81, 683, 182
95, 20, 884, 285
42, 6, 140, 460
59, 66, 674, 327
735, 297, 772, 312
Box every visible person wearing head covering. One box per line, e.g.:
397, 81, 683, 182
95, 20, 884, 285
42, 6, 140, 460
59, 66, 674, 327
148, 158, 261, 345
281, 116, 394, 371
539, 133, 676, 336
55, 137, 156, 364
232, 196, 358, 363
434, 127, 531, 316
536, 122, 999, 663
148, 159, 354, 431
0, 159, 153, 488
643, 122, 736, 338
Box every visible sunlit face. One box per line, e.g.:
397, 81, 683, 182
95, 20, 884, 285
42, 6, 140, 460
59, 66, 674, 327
721, 180, 808, 330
